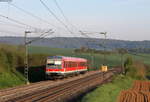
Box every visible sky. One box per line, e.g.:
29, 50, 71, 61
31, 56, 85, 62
0, 0, 150, 41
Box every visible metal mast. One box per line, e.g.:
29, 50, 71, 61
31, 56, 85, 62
24, 30, 54, 84
24, 31, 31, 84
100, 32, 107, 65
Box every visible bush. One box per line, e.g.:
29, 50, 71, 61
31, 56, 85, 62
124, 57, 146, 80
133, 61, 146, 80
0, 44, 26, 88
0, 44, 51, 87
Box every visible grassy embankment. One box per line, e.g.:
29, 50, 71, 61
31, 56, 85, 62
81, 57, 150, 102
0, 44, 26, 89
0, 44, 51, 89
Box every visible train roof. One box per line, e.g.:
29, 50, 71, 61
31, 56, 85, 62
47, 56, 87, 61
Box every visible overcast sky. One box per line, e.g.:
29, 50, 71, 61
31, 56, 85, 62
0, 0, 150, 41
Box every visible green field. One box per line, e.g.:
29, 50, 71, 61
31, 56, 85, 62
29, 46, 150, 69
29, 46, 123, 69
128, 53, 150, 65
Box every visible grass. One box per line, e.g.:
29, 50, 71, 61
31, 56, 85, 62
0, 72, 25, 89
29, 46, 123, 69
29, 46, 73, 55
128, 53, 150, 65
81, 75, 134, 102
80, 56, 149, 102
0, 44, 26, 89
29, 46, 150, 69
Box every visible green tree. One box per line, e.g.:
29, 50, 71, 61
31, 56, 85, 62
117, 48, 128, 73
124, 57, 133, 74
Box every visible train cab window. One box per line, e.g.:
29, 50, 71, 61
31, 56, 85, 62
47, 63, 55, 66
47, 59, 62, 69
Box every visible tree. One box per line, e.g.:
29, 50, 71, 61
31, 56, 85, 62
124, 57, 133, 75
116, 48, 128, 73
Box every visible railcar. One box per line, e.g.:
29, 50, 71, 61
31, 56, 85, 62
46, 56, 88, 79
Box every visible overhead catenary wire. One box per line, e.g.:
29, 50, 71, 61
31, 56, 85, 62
40, 0, 82, 49
41, 0, 94, 39
53, 1, 92, 38
39, 0, 73, 34
53, 0, 83, 38
54, 0, 103, 47
9, 3, 63, 30
53, 0, 69, 23
0, 2, 54, 39
53, 0, 94, 45
26, 29, 54, 44
53, 0, 78, 30
40, 0, 102, 49
0, 30, 22, 36
0, 20, 28, 29
0, 14, 50, 39
79, 31, 92, 38
0, 14, 40, 30
53, 0, 90, 38
53, 0, 93, 38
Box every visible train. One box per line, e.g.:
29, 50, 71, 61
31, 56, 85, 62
46, 56, 88, 79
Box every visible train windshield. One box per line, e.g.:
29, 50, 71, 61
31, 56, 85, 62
47, 59, 62, 69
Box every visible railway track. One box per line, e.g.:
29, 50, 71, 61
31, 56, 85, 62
0, 68, 121, 102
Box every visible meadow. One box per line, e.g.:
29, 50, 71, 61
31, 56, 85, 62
29, 46, 150, 69
0, 44, 150, 91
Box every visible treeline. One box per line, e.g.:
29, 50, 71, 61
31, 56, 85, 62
0, 44, 51, 84
74, 47, 128, 55
74, 47, 150, 54
0, 44, 26, 88
0, 44, 25, 73
74, 47, 114, 54
128, 48, 150, 54
0, 44, 50, 70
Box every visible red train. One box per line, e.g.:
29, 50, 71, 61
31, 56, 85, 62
46, 56, 88, 79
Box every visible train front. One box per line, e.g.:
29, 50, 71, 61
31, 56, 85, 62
46, 56, 64, 79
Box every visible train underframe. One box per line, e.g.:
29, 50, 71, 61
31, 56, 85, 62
46, 70, 87, 79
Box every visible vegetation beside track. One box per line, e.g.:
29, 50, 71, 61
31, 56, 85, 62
0, 44, 26, 89
28, 46, 150, 69
0, 44, 150, 89
81, 75, 134, 102
0, 44, 50, 88
80, 57, 149, 102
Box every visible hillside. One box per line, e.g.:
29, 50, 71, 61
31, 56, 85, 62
0, 37, 150, 50
0, 44, 26, 89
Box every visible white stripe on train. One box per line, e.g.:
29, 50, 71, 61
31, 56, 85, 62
46, 69, 87, 74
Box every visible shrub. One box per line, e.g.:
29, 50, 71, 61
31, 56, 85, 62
124, 57, 146, 80
124, 56, 133, 75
